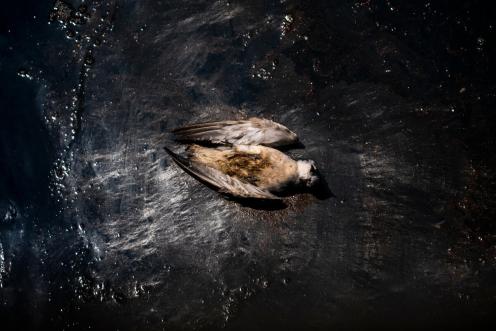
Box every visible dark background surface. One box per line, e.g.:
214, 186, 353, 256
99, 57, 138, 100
1, 0, 496, 330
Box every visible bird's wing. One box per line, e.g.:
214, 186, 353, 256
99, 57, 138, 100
172, 118, 297, 147
164, 147, 280, 200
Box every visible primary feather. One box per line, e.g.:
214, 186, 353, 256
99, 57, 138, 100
172, 118, 298, 147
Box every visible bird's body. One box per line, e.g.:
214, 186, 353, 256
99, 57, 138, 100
165, 117, 320, 200
172, 117, 298, 147
187, 144, 299, 192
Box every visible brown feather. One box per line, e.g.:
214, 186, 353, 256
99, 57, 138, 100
187, 144, 299, 192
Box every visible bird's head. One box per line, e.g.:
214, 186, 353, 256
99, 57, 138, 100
296, 160, 320, 188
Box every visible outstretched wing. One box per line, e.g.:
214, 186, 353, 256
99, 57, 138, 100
172, 118, 298, 147
164, 147, 280, 200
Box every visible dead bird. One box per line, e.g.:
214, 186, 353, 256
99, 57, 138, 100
172, 118, 299, 148
164, 144, 320, 200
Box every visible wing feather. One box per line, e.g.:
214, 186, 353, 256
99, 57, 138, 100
164, 147, 280, 200
172, 118, 298, 147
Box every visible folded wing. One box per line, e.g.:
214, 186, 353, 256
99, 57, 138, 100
172, 118, 298, 147
164, 147, 280, 200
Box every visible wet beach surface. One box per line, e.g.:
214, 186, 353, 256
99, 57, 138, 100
1, 0, 496, 330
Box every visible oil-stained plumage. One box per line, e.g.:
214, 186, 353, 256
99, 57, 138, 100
172, 118, 298, 147
164, 144, 319, 199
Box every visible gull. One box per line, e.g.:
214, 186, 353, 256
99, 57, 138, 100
165, 118, 321, 200
164, 144, 319, 200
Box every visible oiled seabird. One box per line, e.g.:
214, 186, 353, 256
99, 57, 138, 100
164, 144, 319, 200
172, 118, 298, 147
